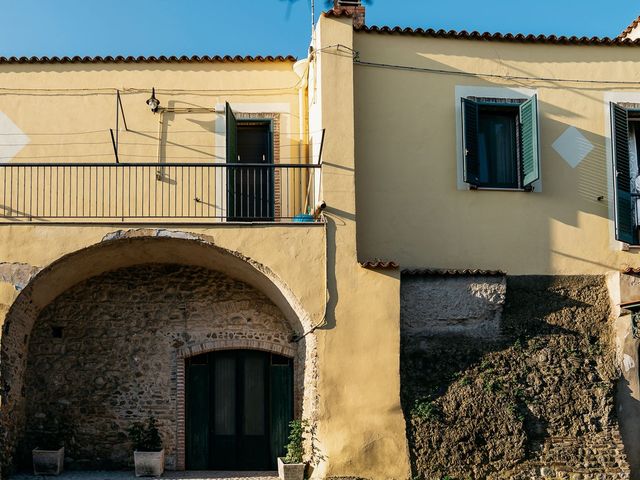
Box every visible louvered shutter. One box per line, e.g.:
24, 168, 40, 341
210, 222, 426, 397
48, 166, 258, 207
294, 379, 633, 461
226, 102, 239, 218
226, 102, 238, 163
519, 95, 540, 188
462, 98, 480, 185
611, 102, 636, 244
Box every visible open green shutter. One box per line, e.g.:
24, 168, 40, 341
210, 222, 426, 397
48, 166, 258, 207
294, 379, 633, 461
611, 102, 636, 244
519, 95, 540, 188
462, 98, 480, 185
226, 102, 238, 163
226, 102, 238, 218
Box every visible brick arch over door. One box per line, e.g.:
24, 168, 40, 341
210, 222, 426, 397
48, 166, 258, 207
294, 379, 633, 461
0, 233, 316, 473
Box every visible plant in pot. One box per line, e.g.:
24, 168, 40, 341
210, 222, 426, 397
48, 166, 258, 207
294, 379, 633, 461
128, 416, 164, 477
278, 419, 309, 480
32, 409, 75, 476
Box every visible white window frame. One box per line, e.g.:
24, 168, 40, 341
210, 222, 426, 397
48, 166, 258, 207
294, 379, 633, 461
455, 85, 541, 192
604, 92, 640, 250
214, 102, 291, 219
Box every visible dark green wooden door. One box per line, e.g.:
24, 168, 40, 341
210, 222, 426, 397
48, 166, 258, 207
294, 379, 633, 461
186, 350, 293, 470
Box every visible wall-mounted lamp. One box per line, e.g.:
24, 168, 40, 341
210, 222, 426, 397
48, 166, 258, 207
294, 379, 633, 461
146, 87, 160, 113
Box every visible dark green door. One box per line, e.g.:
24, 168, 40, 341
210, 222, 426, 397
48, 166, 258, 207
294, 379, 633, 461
186, 350, 293, 470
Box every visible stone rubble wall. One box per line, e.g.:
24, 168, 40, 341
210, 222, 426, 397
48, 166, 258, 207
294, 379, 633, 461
401, 274, 631, 480
401, 274, 506, 343
20, 264, 299, 470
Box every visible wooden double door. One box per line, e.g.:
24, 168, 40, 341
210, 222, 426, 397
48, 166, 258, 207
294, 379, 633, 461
186, 350, 293, 470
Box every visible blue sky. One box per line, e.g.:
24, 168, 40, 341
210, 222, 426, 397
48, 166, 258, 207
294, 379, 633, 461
0, 1, 638, 59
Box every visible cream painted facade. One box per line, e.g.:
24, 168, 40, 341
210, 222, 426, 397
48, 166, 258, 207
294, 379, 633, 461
352, 26, 640, 276
5, 3, 640, 479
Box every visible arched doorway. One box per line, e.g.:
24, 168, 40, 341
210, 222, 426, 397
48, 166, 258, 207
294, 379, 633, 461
1, 234, 316, 473
185, 350, 293, 470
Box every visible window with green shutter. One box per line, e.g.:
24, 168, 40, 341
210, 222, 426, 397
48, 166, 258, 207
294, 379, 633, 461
462, 95, 540, 190
611, 102, 639, 245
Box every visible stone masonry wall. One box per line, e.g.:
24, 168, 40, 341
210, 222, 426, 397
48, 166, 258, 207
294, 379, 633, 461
20, 264, 298, 470
401, 274, 630, 480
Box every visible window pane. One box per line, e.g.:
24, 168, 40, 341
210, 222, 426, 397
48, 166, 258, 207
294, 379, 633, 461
214, 356, 236, 435
478, 110, 518, 188
244, 355, 265, 435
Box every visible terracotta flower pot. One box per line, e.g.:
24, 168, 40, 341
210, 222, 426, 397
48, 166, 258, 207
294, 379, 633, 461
33, 447, 64, 475
134, 449, 165, 477
277, 457, 305, 480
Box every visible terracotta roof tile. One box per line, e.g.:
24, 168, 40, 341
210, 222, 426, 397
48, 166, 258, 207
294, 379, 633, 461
620, 16, 640, 39
324, 8, 355, 19
402, 268, 506, 277
359, 260, 399, 269
0, 55, 297, 65
354, 24, 640, 47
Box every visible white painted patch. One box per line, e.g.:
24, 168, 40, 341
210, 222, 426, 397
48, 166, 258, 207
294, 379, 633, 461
623, 353, 636, 372
552, 126, 593, 168
102, 228, 207, 243
0, 112, 29, 162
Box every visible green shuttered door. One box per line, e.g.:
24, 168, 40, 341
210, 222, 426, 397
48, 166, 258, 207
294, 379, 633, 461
186, 359, 210, 470
611, 102, 636, 244
270, 362, 294, 467
519, 95, 540, 188
186, 350, 293, 470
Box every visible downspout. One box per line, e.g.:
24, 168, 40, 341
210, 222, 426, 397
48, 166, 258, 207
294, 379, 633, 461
293, 58, 310, 164
293, 59, 311, 214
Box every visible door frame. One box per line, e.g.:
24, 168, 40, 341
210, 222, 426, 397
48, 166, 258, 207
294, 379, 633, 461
175, 339, 297, 470
227, 118, 275, 221
220, 110, 283, 221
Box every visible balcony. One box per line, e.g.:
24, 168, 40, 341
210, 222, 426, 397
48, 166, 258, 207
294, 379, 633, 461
0, 162, 321, 223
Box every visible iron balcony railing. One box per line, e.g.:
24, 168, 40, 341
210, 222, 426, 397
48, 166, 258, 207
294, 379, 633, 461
0, 163, 321, 223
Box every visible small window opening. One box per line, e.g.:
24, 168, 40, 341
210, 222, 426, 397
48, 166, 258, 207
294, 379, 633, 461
51, 326, 63, 339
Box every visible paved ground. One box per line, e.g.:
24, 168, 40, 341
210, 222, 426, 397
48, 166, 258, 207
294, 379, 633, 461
11, 472, 278, 480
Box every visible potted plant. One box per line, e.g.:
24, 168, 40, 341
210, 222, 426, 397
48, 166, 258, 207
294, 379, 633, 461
32, 408, 75, 476
278, 419, 308, 480
128, 416, 164, 477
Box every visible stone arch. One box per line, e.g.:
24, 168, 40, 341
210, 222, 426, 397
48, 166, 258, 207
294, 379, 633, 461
0, 230, 317, 472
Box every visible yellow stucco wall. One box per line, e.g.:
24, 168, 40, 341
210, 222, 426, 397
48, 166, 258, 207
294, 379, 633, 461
309, 16, 410, 479
0, 61, 301, 165
353, 30, 640, 275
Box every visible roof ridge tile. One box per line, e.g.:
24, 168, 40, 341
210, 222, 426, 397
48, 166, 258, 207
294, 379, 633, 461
0, 54, 297, 65
354, 23, 640, 46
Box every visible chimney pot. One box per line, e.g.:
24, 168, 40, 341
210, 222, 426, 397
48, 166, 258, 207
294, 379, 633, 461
333, 0, 366, 28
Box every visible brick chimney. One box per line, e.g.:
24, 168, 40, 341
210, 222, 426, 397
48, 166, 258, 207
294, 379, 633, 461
333, 0, 366, 28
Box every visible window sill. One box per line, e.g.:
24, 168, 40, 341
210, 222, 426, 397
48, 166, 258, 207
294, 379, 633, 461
467, 185, 533, 192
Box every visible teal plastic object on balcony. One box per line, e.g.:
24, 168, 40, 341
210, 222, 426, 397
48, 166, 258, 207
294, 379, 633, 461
293, 214, 314, 223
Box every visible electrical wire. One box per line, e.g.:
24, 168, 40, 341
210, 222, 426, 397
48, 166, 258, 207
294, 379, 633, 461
0, 129, 324, 136
0, 142, 318, 148
354, 58, 640, 86
292, 214, 328, 343
0, 129, 108, 136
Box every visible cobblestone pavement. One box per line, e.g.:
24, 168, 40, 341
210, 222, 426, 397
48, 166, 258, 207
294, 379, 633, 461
11, 471, 278, 480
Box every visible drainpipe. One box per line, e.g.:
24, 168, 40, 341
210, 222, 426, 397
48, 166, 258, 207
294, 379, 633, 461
293, 58, 310, 164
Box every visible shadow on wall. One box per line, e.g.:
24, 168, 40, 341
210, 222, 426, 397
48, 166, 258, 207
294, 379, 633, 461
400, 274, 630, 479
